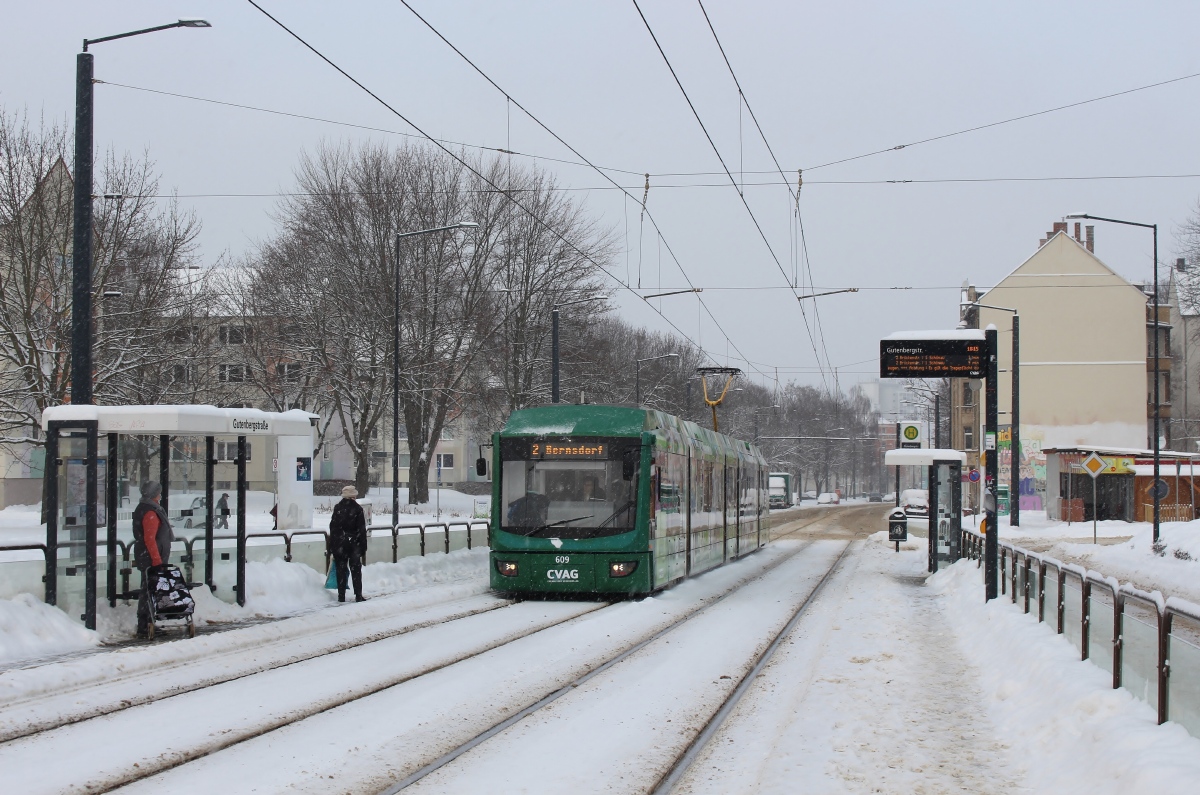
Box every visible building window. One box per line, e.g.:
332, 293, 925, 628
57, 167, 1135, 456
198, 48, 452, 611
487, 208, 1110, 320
399, 453, 411, 468
276, 362, 302, 383
219, 364, 246, 383
171, 364, 190, 384
963, 426, 975, 450
436, 453, 454, 470
169, 325, 198, 345
962, 385, 974, 407
219, 325, 252, 345
216, 441, 252, 462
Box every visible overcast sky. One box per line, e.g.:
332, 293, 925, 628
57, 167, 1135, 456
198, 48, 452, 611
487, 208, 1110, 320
4, 1, 1199, 393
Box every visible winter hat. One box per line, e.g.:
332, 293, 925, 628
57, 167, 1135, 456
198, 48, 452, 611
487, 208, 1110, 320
140, 480, 162, 500
341, 485, 359, 499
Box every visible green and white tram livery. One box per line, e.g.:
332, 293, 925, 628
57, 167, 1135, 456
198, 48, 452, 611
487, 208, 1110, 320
489, 404, 770, 596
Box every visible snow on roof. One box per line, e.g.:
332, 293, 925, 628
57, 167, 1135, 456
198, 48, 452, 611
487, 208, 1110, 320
1043, 445, 1200, 459
41, 404, 317, 436
884, 448, 968, 466
881, 329, 985, 341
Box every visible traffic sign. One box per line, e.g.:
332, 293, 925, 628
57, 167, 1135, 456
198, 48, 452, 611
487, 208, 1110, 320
1152, 479, 1170, 500
899, 421, 923, 449
1081, 452, 1106, 479
968, 468, 981, 483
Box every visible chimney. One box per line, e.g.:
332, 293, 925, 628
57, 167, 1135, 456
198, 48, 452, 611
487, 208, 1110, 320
1039, 238, 1047, 247
1074, 222, 1082, 241
1085, 225, 1094, 253
1052, 222, 1067, 236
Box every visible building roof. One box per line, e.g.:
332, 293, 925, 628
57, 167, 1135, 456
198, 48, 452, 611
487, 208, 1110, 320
884, 448, 968, 466
980, 231, 1145, 304
41, 404, 317, 436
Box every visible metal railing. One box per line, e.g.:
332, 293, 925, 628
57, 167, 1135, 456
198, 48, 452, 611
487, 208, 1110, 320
961, 527, 1200, 733
1, 519, 490, 604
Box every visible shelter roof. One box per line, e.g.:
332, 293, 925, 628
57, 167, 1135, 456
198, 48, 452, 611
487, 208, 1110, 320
41, 404, 317, 436
884, 448, 967, 466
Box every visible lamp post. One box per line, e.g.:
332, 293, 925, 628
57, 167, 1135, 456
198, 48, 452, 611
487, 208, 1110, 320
72, 19, 211, 405
393, 221, 478, 530
635, 353, 679, 405
551, 295, 607, 403
1067, 213, 1161, 542
963, 302, 1020, 528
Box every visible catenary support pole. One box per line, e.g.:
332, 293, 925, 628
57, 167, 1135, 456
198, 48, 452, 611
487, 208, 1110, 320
205, 435, 215, 591
985, 325, 999, 600
393, 233, 401, 532
236, 435, 247, 607
71, 52, 94, 406
84, 426, 98, 629
1011, 314, 1021, 527
1153, 224, 1161, 543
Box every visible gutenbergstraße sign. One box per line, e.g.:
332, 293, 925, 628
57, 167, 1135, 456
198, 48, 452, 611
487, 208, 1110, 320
879, 329, 986, 379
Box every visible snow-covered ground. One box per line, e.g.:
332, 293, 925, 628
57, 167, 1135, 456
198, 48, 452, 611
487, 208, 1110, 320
2, 509, 1199, 793
994, 510, 1200, 604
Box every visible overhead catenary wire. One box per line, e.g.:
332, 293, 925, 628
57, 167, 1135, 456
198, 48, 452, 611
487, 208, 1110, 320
694, 0, 834, 383
631, 0, 830, 388
243, 0, 766, 381
391, 0, 772, 383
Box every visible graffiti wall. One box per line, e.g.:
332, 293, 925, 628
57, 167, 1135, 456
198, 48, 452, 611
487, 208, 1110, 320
998, 425, 1046, 511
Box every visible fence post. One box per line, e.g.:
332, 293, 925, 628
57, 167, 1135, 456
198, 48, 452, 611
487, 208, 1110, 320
419, 525, 426, 557
1159, 611, 1172, 725
1000, 550, 1007, 595
392, 526, 398, 564
444, 525, 450, 554
1112, 590, 1123, 690
284, 534, 293, 563
1023, 557, 1032, 614
1037, 561, 1046, 623
1081, 578, 1092, 661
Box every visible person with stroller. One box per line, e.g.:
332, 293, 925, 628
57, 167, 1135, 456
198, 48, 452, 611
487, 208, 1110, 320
132, 480, 174, 638
328, 485, 368, 603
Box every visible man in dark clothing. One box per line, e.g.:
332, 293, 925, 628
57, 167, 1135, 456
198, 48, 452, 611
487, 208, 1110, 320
328, 485, 368, 602
215, 492, 229, 529
132, 480, 174, 637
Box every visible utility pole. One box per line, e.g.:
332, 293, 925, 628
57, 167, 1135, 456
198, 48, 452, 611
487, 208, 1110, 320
985, 325, 999, 601
1011, 314, 1020, 527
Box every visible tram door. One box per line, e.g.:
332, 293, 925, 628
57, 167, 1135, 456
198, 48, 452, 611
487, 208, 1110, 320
927, 460, 962, 572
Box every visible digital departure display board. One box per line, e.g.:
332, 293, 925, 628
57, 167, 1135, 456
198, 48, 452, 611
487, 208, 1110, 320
528, 441, 608, 459
880, 339, 985, 379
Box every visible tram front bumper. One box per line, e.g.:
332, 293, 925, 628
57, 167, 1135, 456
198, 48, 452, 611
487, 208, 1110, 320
490, 552, 651, 594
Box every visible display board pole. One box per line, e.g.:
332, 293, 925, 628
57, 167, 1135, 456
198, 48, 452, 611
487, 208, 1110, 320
985, 326, 999, 601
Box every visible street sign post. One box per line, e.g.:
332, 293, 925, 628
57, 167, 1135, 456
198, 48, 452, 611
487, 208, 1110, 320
1082, 452, 1105, 544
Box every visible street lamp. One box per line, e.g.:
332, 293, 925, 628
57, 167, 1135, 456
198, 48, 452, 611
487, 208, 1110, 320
1067, 212, 1162, 542
72, 19, 211, 405
635, 353, 679, 405
551, 295, 608, 403
962, 301, 1020, 527
393, 221, 478, 529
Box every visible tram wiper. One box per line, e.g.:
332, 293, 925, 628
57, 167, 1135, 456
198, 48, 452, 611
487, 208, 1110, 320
596, 500, 635, 529
527, 515, 594, 535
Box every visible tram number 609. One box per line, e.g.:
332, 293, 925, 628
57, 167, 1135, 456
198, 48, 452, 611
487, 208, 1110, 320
555, 555, 570, 564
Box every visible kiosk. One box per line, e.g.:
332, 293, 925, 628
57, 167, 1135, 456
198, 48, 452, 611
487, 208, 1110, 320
41, 404, 316, 628
884, 448, 966, 572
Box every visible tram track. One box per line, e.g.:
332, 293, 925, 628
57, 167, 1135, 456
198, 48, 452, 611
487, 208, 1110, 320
0, 593, 519, 743
1, 507, 862, 795
378, 537, 848, 793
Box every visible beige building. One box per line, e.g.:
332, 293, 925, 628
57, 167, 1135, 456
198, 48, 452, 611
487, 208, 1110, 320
955, 224, 1158, 513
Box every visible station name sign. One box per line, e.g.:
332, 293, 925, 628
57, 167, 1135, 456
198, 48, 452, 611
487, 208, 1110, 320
880, 338, 985, 379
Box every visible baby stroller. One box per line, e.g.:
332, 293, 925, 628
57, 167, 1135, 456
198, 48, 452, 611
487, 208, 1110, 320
146, 564, 196, 639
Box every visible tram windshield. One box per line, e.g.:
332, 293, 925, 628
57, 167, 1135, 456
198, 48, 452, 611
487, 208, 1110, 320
500, 438, 639, 538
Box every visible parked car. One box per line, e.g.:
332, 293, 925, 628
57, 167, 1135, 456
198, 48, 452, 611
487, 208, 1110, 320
867, 492, 883, 503
900, 488, 929, 518
816, 492, 840, 505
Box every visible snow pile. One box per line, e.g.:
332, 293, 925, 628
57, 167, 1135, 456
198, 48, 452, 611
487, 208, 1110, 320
0, 594, 99, 665
998, 511, 1200, 603
931, 559, 1200, 792
0, 504, 44, 549
363, 548, 489, 593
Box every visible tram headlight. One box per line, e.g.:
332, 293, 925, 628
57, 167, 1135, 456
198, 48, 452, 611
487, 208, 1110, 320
495, 560, 519, 577
609, 560, 638, 578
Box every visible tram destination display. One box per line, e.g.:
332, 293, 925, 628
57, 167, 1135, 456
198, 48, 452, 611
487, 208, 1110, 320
879, 338, 985, 379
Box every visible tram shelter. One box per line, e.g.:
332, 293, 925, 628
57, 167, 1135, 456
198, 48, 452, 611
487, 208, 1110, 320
885, 448, 966, 572
41, 404, 317, 628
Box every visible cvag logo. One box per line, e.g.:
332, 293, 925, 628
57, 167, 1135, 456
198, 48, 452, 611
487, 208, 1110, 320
546, 569, 579, 581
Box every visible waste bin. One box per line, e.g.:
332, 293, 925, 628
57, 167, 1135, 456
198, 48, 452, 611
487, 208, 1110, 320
888, 508, 908, 543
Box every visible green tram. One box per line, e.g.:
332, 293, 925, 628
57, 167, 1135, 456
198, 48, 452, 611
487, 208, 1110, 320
489, 404, 770, 596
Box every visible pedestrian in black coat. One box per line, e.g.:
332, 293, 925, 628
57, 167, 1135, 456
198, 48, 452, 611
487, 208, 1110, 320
329, 485, 368, 602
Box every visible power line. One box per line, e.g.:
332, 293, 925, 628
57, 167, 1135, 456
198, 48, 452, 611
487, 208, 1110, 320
242, 1, 770, 382
391, 0, 772, 383
631, 0, 830, 388
694, 0, 832, 384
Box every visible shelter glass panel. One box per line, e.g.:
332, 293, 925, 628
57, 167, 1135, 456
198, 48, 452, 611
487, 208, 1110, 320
1063, 578, 1083, 654
1088, 593, 1115, 675
1121, 611, 1159, 709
